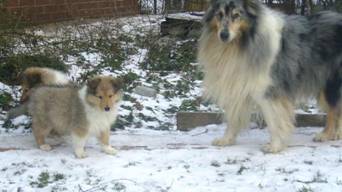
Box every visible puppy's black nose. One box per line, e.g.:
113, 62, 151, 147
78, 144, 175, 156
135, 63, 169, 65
104, 107, 110, 111
220, 31, 229, 42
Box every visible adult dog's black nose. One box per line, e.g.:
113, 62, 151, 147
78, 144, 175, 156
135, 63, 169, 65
220, 31, 230, 42
104, 106, 110, 111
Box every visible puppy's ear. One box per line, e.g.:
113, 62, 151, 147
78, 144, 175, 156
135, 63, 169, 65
111, 78, 123, 92
243, 0, 260, 17
87, 77, 101, 94
26, 73, 42, 88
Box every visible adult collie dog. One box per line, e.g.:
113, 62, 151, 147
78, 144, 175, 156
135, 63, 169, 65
198, 0, 342, 152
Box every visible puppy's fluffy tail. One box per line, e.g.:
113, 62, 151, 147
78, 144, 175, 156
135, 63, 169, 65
6, 103, 28, 120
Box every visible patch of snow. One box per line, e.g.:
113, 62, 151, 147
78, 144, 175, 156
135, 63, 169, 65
0, 125, 341, 191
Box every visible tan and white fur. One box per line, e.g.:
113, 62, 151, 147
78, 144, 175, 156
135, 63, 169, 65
6, 67, 70, 120
27, 76, 122, 158
20, 67, 69, 103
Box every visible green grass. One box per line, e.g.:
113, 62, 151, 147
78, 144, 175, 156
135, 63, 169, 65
297, 186, 314, 192
30, 171, 66, 188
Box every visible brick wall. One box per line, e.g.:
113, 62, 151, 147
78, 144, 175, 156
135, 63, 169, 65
2, 0, 139, 24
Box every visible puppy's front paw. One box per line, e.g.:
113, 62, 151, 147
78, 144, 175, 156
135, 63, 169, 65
102, 145, 117, 155
40, 144, 52, 151
212, 137, 235, 146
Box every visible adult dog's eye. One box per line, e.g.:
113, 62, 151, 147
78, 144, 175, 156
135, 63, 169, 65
98, 96, 103, 99
232, 13, 240, 20
109, 95, 113, 98
217, 12, 224, 19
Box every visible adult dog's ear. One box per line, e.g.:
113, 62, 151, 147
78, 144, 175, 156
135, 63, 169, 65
203, 0, 221, 23
87, 77, 101, 94
111, 78, 123, 92
243, 0, 260, 17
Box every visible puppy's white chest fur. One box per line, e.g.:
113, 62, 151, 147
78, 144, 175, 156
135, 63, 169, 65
78, 87, 117, 136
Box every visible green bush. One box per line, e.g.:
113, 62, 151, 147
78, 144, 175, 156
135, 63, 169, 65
179, 99, 200, 111
119, 72, 140, 91
0, 92, 12, 109
336, 1, 342, 12
141, 38, 197, 72
96, 38, 126, 71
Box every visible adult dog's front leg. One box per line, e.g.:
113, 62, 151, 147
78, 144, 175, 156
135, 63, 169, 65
212, 104, 251, 147
212, 125, 242, 146
258, 97, 295, 153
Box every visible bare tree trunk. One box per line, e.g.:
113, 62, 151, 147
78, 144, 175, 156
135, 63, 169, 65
289, 0, 296, 14
301, 0, 307, 15
154, 0, 157, 14
270, 0, 275, 6
306, 0, 313, 15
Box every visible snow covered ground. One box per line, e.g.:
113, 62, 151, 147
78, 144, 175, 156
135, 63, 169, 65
0, 125, 341, 192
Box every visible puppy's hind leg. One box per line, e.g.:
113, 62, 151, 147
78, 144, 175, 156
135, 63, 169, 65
32, 118, 52, 151
98, 129, 117, 155
258, 97, 295, 153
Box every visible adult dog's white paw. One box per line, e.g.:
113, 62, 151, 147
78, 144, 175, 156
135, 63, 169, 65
262, 142, 285, 153
39, 144, 52, 151
313, 132, 332, 142
212, 137, 235, 146
313, 133, 328, 142
102, 145, 117, 155
334, 130, 342, 140
74, 149, 87, 159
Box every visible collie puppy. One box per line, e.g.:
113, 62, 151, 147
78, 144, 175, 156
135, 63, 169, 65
6, 67, 69, 119
27, 76, 122, 158
199, 0, 342, 152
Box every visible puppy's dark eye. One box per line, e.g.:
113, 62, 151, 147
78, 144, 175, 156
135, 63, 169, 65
109, 95, 113, 98
232, 13, 240, 20
98, 96, 103, 99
